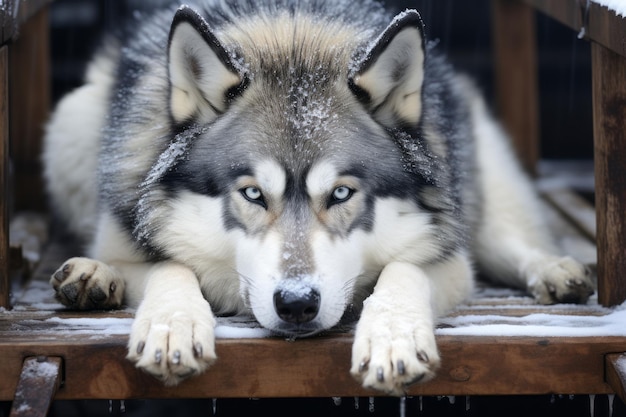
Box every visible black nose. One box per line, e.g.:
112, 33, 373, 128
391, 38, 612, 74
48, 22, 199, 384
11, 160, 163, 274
273, 288, 320, 324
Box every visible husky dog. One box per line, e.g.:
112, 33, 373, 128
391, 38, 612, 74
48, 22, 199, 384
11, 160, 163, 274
44, 0, 594, 394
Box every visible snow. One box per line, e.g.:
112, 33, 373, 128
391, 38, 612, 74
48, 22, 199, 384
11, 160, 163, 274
22, 358, 60, 378
593, 0, 626, 17
437, 302, 626, 337
616, 354, 626, 378
7, 273, 626, 339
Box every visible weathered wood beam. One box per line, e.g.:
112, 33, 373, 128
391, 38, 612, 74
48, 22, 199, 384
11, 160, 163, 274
9, 356, 62, 417
0, 46, 9, 309
1, 335, 624, 399
522, 0, 626, 58
8, 8, 50, 212
491, 0, 539, 175
591, 43, 626, 307
605, 353, 626, 404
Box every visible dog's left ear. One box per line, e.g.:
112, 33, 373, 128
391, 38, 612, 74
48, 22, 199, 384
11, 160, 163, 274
350, 10, 425, 127
168, 6, 245, 124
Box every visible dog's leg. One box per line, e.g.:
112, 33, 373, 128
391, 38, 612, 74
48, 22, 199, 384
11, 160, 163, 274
126, 262, 216, 386
350, 261, 442, 395
471, 94, 594, 304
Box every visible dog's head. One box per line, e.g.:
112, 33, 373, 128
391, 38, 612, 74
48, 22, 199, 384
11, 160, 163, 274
144, 5, 436, 336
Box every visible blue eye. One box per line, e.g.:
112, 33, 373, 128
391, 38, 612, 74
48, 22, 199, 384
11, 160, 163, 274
240, 186, 267, 208
328, 185, 354, 207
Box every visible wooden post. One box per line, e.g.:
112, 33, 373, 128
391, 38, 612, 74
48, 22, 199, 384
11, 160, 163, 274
491, 0, 540, 176
8, 8, 50, 212
592, 43, 626, 307
0, 46, 9, 309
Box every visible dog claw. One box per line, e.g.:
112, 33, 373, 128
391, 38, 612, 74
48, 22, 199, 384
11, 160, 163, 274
155, 349, 162, 364
416, 350, 429, 364
397, 360, 406, 375
376, 367, 384, 382
136, 341, 145, 355
172, 350, 181, 365
358, 360, 369, 373
193, 343, 203, 358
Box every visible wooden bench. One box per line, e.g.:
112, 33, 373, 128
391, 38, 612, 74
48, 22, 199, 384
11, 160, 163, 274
1, 1, 625, 415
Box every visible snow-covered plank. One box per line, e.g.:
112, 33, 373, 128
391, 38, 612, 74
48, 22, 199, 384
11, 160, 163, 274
9, 356, 61, 417
1, 331, 625, 399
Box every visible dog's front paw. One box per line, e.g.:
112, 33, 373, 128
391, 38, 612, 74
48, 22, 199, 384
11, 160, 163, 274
350, 299, 440, 395
527, 256, 595, 304
50, 257, 124, 309
126, 294, 216, 386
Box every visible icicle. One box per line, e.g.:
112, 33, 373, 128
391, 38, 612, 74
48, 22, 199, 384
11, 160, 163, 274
589, 394, 595, 417
369, 397, 375, 413
447, 396, 456, 405
465, 396, 471, 412
212, 398, 217, 415
332, 397, 342, 406
608, 394, 614, 417
108, 400, 113, 413
354, 397, 360, 410
399, 396, 406, 417
120, 400, 125, 413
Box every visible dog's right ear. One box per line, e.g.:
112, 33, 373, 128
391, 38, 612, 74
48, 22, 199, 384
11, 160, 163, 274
168, 6, 245, 124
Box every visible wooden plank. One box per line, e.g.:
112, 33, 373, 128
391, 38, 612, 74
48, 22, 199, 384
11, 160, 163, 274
491, 0, 539, 175
606, 353, 626, 404
542, 188, 596, 242
9, 356, 62, 417
591, 43, 626, 307
0, 45, 9, 309
0, 332, 624, 400
8, 7, 50, 212
522, 0, 626, 58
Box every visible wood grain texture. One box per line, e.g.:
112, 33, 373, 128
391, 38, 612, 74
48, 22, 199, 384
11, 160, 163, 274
592, 43, 626, 307
0, 46, 9, 309
606, 353, 626, 404
491, 0, 539, 175
0, 326, 624, 400
8, 8, 50, 212
9, 357, 62, 417
522, 0, 626, 58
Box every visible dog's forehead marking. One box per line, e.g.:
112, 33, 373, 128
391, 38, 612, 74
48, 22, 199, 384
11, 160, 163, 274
255, 159, 286, 197
306, 161, 338, 198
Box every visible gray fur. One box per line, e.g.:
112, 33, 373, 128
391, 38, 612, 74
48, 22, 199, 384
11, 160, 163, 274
91, 0, 474, 265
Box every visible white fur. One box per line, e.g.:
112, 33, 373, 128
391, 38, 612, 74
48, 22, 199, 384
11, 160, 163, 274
169, 18, 241, 123
354, 26, 424, 126
42, 57, 114, 241
467, 83, 593, 303
44, 6, 592, 395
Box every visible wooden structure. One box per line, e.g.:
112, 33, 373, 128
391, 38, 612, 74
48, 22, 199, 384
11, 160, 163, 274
1, 0, 625, 415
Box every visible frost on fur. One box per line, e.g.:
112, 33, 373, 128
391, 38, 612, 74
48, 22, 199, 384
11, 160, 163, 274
43, 0, 593, 393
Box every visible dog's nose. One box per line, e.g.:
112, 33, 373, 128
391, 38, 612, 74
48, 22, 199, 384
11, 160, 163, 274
273, 287, 320, 324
